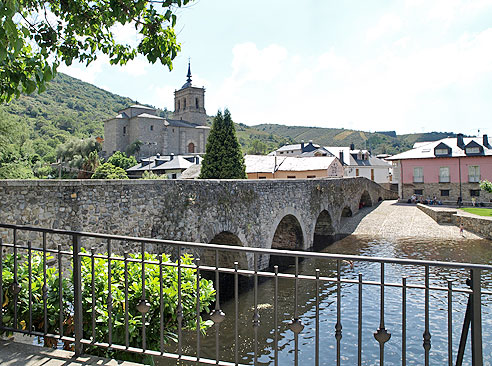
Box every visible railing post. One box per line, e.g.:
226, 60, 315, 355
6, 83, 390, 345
73, 234, 83, 356
470, 269, 482, 366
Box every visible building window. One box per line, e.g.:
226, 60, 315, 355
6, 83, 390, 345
440, 190, 450, 197
413, 167, 424, 183
183, 98, 186, 109
435, 148, 449, 155
259, 176, 267, 179
307, 175, 316, 178
469, 165, 480, 182
188, 142, 195, 153
171, 173, 177, 179
414, 189, 423, 195
439, 167, 450, 183
466, 147, 480, 154
177, 101, 180, 110
371, 169, 374, 181
150, 125, 153, 131
470, 189, 480, 197
196, 98, 199, 108
123, 126, 126, 135
279, 152, 284, 154
356, 168, 359, 177
287, 176, 296, 179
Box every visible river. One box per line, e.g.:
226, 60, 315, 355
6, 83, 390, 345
158, 233, 492, 365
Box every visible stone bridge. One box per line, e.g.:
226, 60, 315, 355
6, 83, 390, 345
0, 178, 397, 269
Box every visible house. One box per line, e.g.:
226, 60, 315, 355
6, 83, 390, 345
323, 144, 393, 188
271, 142, 393, 186
387, 134, 492, 204
102, 62, 210, 158
244, 155, 343, 179
127, 154, 200, 179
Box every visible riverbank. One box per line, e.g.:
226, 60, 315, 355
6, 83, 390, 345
340, 200, 482, 239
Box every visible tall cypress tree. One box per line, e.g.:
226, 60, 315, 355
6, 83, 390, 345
199, 109, 246, 179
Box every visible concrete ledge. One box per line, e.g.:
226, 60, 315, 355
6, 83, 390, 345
417, 203, 457, 224
0, 340, 141, 366
417, 203, 492, 239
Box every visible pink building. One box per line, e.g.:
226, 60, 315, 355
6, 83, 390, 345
388, 134, 492, 204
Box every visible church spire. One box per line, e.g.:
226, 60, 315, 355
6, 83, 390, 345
186, 58, 192, 84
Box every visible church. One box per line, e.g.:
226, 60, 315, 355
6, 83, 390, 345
102, 63, 210, 158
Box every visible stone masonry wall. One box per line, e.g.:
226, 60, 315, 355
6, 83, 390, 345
0, 178, 396, 269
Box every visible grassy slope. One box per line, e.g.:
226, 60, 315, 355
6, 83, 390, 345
460, 208, 492, 217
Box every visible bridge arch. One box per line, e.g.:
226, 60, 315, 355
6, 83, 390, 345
359, 190, 373, 209
313, 209, 335, 247
268, 208, 308, 251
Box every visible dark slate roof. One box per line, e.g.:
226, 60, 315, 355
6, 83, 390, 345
165, 119, 201, 128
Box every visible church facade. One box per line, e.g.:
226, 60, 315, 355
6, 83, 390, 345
102, 64, 210, 158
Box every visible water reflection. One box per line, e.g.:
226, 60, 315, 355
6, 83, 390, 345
157, 235, 492, 366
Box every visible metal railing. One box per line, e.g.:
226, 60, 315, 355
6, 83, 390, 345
0, 223, 490, 366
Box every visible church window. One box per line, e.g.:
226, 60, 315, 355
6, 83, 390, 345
177, 101, 180, 110
188, 142, 195, 153
183, 98, 186, 109
196, 98, 199, 108
123, 126, 126, 135
150, 125, 153, 131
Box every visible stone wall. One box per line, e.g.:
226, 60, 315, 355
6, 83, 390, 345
417, 203, 492, 239
0, 178, 396, 269
403, 182, 492, 205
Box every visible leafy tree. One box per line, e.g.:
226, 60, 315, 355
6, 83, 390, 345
0, 0, 192, 102
480, 180, 492, 193
247, 139, 269, 155
126, 140, 143, 156
78, 151, 101, 179
141, 170, 167, 179
56, 138, 101, 166
92, 162, 129, 179
200, 109, 246, 179
107, 151, 137, 170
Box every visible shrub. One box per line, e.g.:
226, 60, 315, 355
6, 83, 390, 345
1, 250, 215, 361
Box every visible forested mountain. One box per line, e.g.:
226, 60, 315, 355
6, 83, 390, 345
0, 72, 456, 178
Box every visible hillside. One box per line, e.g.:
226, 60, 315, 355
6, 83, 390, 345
252, 124, 457, 155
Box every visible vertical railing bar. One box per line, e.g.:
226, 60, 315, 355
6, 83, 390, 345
124, 251, 129, 349
57, 244, 63, 340
447, 280, 452, 366
423, 265, 431, 366
91, 248, 96, 344
294, 256, 299, 366
215, 249, 220, 364
335, 259, 342, 366
316, 269, 320, 366
28, 241, 33, 334
274, 265, 279, 366
402, 277, 407, 366
470, 268, 483, 366
177, 245, 182, 359
195, 258, 201, 362
358, 273, 362, 366
73, 234, 83, 356
42, 231, 47, 336
234, 261, 239, 366
159, 254, 164, 355
374, 262, 391, 366
0, 238, 3, 330
254, 253, 259, 366
141, 241, 146, 351
13, 228, 18, 330
107, 238, 112, 347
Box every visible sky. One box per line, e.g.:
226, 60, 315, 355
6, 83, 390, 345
59, 0, 492, 136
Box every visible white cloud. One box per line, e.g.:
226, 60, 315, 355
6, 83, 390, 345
118, 57, 150, 77
213, 32, 492, 133
57, 55, 108, 84
366, 14, 403, 42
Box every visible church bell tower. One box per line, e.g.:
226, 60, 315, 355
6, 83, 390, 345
173, 61, 207, 126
